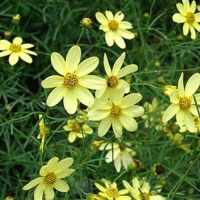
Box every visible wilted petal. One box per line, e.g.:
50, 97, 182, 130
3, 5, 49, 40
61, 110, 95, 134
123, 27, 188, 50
54, 179, 69, 192
41, 75, 64, 88
51, 52, 67, 75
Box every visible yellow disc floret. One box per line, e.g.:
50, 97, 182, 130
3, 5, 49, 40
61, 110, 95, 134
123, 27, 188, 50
63, 73, 78, 88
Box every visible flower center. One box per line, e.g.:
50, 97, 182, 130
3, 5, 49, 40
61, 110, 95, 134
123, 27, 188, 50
111, 105, 122, 117
44, 172, 56, 185
108, 20, 119, 31
179, 97, 191, 110
119, 145, 126, 152
107, 76, 118, 88
186, 12, 195, 24
71, 121, 81, 132
106, 187, 119, 198
63, 73, 78, 88
139, 192, 150, 200
9, 44, 21, 52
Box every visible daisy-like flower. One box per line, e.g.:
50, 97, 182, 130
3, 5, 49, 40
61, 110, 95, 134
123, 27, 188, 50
99, 143, 135, 173
41, 45, 106, 114
23, 157, 75, 200
123, 177, 166, 200
63, 119, 93, 143
172, 0, 200, 39
37, 114, 49, 152
95, 178, 131, 200
88, 89, 144, 138
162, 73, 200, 133
0, 36, 37, 65
95, 10, 135, 49
95, 52, 138, 99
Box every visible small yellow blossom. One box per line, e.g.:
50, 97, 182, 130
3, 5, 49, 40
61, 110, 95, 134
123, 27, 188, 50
172, 0, 200, 39
23, 157, 75, 200
123, 177, 166, 200
0, 36, 37, 65
99, 143, 135, 172
88, 89, 144, 138
41, 45, 106, 114
37, 114, 49, 152
95, 10, 134, 49
63, 119, 93, 143
95, 52, 138, 99
12, 14, 21, 24
95, 178, 131, 200
162, 73, 200, 133
92, 140, 105, 149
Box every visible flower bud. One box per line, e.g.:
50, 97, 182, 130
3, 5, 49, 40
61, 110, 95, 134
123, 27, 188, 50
81, 18, 92, 28
12, 14, 21, 24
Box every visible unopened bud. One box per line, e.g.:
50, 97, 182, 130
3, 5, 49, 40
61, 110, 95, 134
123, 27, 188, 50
81, 18, 92, 28
12, 14, 20, 24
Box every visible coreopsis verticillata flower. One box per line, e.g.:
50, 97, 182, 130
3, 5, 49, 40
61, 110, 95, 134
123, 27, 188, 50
41, 45, 106, 114
95, 178, 131, 200
0, 36, 37, 65
95, 52, 138, 99
23, 157, 75, 200
37, 114, 49, 152
95, 10, 134, 49
162, 73, 200, 133
88, 89, 144, 138
172, 0, 200, 39
123, 177, 166, 200
63, 119, 93, 143
99, 143, 135, 172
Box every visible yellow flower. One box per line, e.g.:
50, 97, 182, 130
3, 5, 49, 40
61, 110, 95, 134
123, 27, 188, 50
37, 114, 49, 152
162, 73, 200, 133
95, 52, 138, 99
172, 0, 200, 39
23, 157, 75, 200
95, 11, 134, 49
87, 193, 106, 200
123, 177, 166, 200
99, 143, 135, 172
41, 45, 106, 114
0, 36, 37, 65
95, 179, 131, 200
63, 119, 93, 143
88, 89, 144, 138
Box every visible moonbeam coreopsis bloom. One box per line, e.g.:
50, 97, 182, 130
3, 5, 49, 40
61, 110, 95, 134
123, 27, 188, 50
0, 36, 37, 65
88, 89, 144, 138
95, 10, 135, 49
172, 0, 200, 39
41, 45, 106, 114
162, 73, 200, 133
23, 157, 75, 200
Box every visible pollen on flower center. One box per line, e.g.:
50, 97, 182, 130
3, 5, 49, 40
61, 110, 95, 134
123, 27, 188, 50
179, 97, 191, 110
119, 145, 126, 152
108, 20, 119, 31
9, 44, 21, 52
107, 76, 118, 88
44, 172, 56, 185
63, 73, 78, 88
186, 12, 195, 24
139, 192, 150, 200
71, 121, 81, 132
111, 105, 122, 117
106, 187, 119, 198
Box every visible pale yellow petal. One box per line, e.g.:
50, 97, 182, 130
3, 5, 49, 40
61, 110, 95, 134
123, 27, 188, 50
19, 52, 33, 63
113, 32, 126, 49
118, 64, 138, 78
0, 50, 11, 57
178, 73, 185, 97
172, 13, 186, 23
122, 105, 144, 117
193, 21, 200, 31
114, 11, 124, 21
55, 157, 74, 174
9, 53, 19, 65
56, 169, 75, 179
41, 75, 64, 88
63, 89, 77, 114
189, 25, 196, 39
103, 53, 112, 76
95, 12, 109, 24
162, 104, 180, 122
185, 73, 200, 96
34, 183, 45, 200
112, 89, 124, 105
176, 3, 187, 15
21, 43, 34, 49
112, 118, 123, 137
105, 148, 120, 162
182, 0, 190, 11
95, 183, 106, 192
93, 99, 112, 110
68, 132, 77, 143
119, 115, 138, 132
88, 109, 110, 121
121, 93, 142, 107
13, 37, 22, 44
46, 157, 59, 171
119, 21, 133, 29
54, 179, 69, 192
118, 29, 135, 39
183, 22, 190, 35
132, 177, 140, 192
98, 117, 112, 137
0, 40, 11, 50
114, 155, 122, 172
105, 31, 114, 47
44, 186, 54, 200
105, 10, 114, 20
194, 13, 200, 22
184, 110, 195, 132
118, 189, 130, 195
190, 0, 196, 13
23, 177, 43, 190
76, 57, 99, 76
46, 86, 66, 107
51, 52, 67, 75
112, 52, 125, 76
